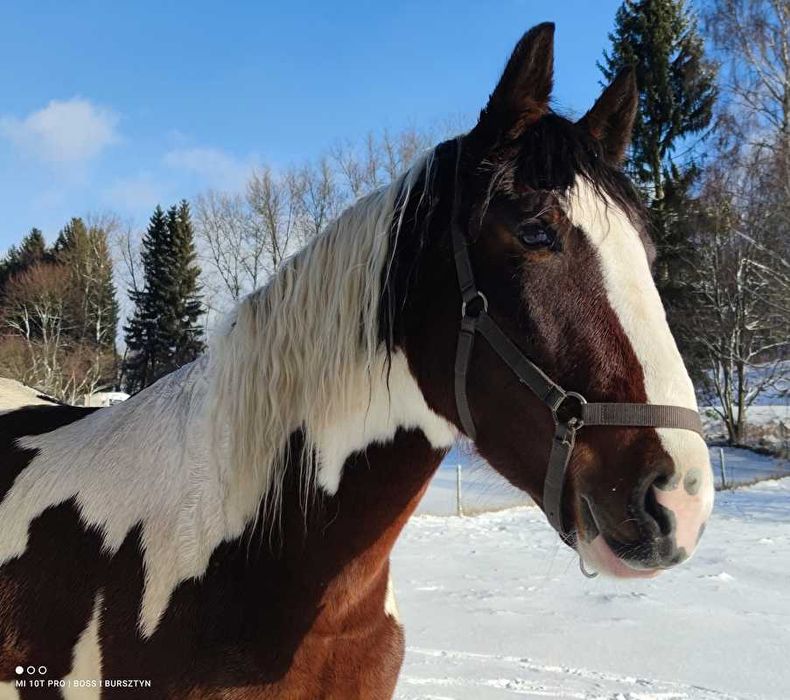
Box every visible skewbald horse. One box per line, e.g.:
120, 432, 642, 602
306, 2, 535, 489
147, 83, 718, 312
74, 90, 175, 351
0, 23, 713, 699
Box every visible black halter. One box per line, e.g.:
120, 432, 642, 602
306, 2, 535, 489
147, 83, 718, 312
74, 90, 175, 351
449, 152, 703, 542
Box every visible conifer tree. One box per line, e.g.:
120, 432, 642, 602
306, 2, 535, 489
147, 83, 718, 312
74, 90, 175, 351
123, 203, 205, 393
168, 200, 205, 368
0, 228, 49, 296
600, 0, 717, 305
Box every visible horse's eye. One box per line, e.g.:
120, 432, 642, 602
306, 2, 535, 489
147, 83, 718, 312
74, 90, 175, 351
518, 225, 557, 249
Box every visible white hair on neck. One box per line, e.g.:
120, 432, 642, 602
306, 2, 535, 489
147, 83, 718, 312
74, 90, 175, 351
207, 153, 433, 528
0, 150, 456, 638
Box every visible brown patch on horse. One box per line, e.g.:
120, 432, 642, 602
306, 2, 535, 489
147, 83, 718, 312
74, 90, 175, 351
0, 577, 29, 681
88, 430, 441, 698
0, 501, 105, 684
0, 405, 98, 501
1, 406, 104, 687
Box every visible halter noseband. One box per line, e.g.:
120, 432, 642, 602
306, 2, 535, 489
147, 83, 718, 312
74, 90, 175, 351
449, 152, 703, 542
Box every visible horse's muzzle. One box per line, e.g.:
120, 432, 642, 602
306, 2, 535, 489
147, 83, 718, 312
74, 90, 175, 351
576, 464, 713, 577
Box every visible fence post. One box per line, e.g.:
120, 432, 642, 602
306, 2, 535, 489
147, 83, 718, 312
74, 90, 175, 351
718, 447, 727, 489
456, 463, 464, 517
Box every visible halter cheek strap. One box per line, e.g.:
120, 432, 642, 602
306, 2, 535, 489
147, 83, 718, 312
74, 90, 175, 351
449, 162, 703, 541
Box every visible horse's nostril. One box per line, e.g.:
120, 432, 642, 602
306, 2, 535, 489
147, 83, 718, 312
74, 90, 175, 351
642, 480, 674, 537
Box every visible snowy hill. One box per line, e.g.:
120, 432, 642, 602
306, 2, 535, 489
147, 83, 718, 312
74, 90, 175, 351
0, 378, 53, 412
394, 477, 790, 699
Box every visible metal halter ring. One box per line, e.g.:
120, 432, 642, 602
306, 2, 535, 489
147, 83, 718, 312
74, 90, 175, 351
555, 391, 587, 429
461, 291, 488, 318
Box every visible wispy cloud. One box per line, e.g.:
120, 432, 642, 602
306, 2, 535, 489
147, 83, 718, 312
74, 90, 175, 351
163, 146, 256, 191
0, 97, 119, 164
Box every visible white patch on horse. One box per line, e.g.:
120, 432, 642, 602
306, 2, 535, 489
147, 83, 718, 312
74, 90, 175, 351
0, 682, 20, 700
565, 176, 714, 539
206, 152, 437, 523
314, 351, 455, 494
63, 592, 103, 699
0, 360, 220, 638
0, 151, 453, 639
384, 575, 400, 622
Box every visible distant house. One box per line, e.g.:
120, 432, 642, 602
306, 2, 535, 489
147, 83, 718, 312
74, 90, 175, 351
82, 391, 130, 408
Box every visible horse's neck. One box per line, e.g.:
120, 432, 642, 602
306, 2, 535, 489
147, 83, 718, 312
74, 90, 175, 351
4, 347, 454, 636
213, 348, 455, 631
237, 425, 447, 636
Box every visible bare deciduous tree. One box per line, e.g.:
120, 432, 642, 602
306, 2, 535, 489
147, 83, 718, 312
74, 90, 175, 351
248, 166, 299, 275
0, 263, 112, 403
678, 161, 788, 444
195, 190, 255, 303
192, 127, 443, 318
706, 0, 790, 153
667, 0, 790, 445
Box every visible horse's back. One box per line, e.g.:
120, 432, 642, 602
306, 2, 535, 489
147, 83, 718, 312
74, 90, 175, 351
0, 404, 103, 690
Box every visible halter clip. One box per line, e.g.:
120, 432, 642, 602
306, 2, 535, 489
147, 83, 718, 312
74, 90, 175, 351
461, 291, 488, 319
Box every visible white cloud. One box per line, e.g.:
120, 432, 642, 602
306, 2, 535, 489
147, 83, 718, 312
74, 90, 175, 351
163, 146, 255, 191
0, 97, 119, 164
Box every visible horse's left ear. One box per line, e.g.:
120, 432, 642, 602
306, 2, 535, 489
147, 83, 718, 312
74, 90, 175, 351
578, 68, 638, 164
476, 23, 555, 139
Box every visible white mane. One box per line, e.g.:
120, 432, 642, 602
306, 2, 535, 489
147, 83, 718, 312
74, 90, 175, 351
0, 150, 456, 637
207, 154, 433, 526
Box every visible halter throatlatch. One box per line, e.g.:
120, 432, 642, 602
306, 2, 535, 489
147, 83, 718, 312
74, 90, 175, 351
449, 145, 704, 544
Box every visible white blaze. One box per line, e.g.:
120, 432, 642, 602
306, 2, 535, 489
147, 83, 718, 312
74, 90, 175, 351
566, 177, 714, 554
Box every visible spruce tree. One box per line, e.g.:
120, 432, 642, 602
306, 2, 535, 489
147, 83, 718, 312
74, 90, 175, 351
124, 207, 171, 392
168, 200, 205, 367
123, 203, 205, 393
0, 228, 49, 296
600, 0, 717, 305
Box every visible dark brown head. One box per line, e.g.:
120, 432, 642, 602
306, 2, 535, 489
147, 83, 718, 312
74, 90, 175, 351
386, 23, 713, 577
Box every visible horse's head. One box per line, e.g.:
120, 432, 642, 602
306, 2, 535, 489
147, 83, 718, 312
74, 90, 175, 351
399, 23, 713, 577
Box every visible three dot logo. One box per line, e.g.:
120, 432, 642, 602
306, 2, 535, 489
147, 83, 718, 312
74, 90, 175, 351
14, 665, 47, 675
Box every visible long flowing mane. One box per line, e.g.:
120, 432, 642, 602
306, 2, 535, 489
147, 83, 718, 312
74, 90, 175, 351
0, 153, 440, 638
206, 153, 432, 528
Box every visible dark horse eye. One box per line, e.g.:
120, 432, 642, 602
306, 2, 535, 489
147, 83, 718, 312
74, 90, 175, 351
518, 224, 557, 249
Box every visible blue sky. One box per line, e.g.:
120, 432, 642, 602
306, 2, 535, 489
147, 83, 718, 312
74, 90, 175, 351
0, 0, 623, 249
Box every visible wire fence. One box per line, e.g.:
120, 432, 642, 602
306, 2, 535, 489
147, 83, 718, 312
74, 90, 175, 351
417, 446, 790, 517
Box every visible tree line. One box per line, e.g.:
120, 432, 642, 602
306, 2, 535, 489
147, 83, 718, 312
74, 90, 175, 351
0, 220, 118, 403
0, 204, 204, 400
0, 0, 786, 446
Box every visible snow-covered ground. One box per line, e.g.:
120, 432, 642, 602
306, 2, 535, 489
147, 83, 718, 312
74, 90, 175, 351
394, 477, 790, 699
0, 378, 51, 412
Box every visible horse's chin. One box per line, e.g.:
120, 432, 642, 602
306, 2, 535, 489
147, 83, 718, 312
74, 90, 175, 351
576, 535, 662, 579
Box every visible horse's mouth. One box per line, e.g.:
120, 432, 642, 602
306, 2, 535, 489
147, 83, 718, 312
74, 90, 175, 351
576, 534, 662, 579
570, 496, 667, 579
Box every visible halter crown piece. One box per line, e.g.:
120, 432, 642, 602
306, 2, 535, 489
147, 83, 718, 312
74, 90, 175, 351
449, 144, 704, 548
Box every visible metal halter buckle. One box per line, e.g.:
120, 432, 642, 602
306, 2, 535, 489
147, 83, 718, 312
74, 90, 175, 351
554, 391, 587, 429
461, 291, 488, 318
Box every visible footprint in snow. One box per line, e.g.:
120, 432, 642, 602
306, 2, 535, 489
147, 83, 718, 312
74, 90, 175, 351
701, 572, 735, 582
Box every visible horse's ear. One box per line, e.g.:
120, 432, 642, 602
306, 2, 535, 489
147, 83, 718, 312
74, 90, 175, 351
477, 23, 555, 138
578, 68, 638, 165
